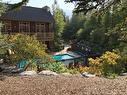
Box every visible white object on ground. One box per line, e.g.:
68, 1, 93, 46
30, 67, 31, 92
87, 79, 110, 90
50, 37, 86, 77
19, 71, 37, 76
121, 73, 127, 76
81, 72, 96, 78
38, 70, 58, 76
0, 59, 3, 64
61, 73, 72, 76
11, 68, 23, 73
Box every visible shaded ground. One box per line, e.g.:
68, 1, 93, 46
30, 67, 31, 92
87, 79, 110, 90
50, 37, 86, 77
0, 75, 127, 95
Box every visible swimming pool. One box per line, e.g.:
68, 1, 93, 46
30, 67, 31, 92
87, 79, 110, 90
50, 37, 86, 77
52, 52, 83, 64
52, 54, 74, 61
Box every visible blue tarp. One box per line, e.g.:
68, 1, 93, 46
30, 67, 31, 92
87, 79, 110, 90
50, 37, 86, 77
16, 59, 39, 69
16, 60, 28, 69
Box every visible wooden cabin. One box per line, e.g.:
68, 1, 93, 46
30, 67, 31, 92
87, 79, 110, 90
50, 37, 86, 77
1, 6, 54, 50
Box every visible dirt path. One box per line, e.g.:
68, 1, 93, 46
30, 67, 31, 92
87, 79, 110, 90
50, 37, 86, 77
0, 75, 127, 95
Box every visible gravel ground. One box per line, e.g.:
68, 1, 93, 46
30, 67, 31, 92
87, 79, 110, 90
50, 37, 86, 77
0, 75, 127, 95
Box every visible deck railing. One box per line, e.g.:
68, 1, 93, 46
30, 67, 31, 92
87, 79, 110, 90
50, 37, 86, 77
4, 32, 54, 41
36, 32, 54, 41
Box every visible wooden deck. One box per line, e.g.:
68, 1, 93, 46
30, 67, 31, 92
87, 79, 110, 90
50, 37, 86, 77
3, 32, 54, 42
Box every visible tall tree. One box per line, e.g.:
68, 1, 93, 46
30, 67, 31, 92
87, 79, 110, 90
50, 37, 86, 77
62, 14, 85, 41
54, 8, 65, 37
52, 0, 65, 51
63, 0, 127, 53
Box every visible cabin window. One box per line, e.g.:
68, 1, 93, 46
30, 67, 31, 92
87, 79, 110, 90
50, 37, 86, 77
4, 21, 11, 33
19, 22, 30, 32
36, 23, 45, 32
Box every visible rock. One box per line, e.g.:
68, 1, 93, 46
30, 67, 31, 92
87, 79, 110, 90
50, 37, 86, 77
121, 73, 127, 76
1, 65, 22, 73
0, 59, 3, 64
0, 65, 16, 70
38, 70, 58, 76
73, 74, 82, 77
11, 68, 24, 73
61, 73, 72, 76
0, 68, 3, 72
81, 72, 96, 78
19, 71, 37, 76
2, 69, 12, 73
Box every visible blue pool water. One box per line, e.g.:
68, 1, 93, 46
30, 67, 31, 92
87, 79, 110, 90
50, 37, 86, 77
52, 54, 74, 61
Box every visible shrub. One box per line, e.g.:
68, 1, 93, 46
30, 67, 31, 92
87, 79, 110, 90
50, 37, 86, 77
101, 51, 121, 76
79, 66, 89, 73
79, 64, 102, 76
88, 51, 121, 77
0, 34, 14, 64
101, 51, 120, 65
38, 62, 68, 73
88, 57, 102, 76
7, 33, 53, 65
0, 35, 11, 54
67, 68, 80, 74
25, 59, 38, 71
119, 47, 127, 72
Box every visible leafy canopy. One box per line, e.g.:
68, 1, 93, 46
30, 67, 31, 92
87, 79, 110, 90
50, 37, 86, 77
8, 0, 122, 13
65, 0, 122, 13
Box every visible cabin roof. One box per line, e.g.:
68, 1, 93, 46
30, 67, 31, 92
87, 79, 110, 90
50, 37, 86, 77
1, 6, 54, 23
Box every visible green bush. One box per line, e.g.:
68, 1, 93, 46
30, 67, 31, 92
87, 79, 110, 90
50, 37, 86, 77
119, 47, 127, 72
38, 62, 68, 73
67, 68, 80, 74
6, 33, 53, 65
88, 51, 122, 77
25, 60, 38, 71
0, 35, 13, 55
0, 34, 14, 64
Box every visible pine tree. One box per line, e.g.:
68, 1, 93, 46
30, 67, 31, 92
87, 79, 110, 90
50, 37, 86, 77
52, 0, 65, 51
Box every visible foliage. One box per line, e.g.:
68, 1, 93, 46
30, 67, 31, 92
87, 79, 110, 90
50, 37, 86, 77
52, 1, 65, 51
53, 8, 65, 36
67, 68, 80, 74
0, 35, 13, 55
65, 0, 122, 13
6, 0, 125, 14
0, 34, 14, 64
0, 1, 8, 59
63, 1, 127, 54
0, 0, 6, 31
88, 51, 122, 77
25, 60, 38, 71
0, 0, 6, 15
9, 0, 29, 10
119, 47, 127, 72
38, 62, 68, 73
62, 14, 85, 41
7, 34, 53, 64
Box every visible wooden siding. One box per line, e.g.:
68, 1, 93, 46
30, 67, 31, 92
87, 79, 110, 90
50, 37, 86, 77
30, 22, 35, 33
2, 20, 54, 42
45, 23, 49, 32
12, 21, 19, 33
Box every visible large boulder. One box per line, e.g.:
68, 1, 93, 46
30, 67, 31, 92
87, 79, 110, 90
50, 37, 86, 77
38, 70, 58, 76
19, 71, 37, 76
